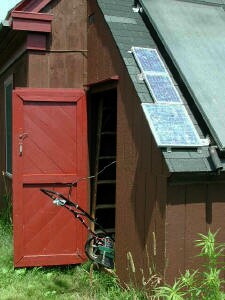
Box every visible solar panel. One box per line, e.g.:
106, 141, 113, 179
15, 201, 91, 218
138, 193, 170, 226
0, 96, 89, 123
142, 103, 203, 147
145, 74, 182, 104
132, 47, 166, 73
132, 47, 182, 104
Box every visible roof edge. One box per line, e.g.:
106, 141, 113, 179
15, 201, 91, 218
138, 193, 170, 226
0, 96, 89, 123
11, 11, 53, 33
12, 0, 52, 14
11, 11, 53, 21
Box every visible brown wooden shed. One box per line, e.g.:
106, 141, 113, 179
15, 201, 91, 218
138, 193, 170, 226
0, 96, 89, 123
1, 0, 225, 285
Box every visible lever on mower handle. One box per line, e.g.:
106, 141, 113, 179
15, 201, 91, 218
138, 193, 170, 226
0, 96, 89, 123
53, 198, 67, 206
40, 188, 76, 207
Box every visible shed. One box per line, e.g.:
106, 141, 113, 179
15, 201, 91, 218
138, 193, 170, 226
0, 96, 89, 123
1, 0, 225, 285
0, 0, 88, 267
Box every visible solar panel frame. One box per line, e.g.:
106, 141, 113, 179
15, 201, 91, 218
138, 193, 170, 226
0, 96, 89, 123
144, 73, 182, 104
132, 47, 167, 73
133, 47, 204, 148
142, 103, 203, 147
132, 46, 182, 104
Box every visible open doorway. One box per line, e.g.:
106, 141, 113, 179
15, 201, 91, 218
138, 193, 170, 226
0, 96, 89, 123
88, 88, 117, 237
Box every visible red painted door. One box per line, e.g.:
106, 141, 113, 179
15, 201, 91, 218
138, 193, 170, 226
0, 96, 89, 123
12, 88, 88, 267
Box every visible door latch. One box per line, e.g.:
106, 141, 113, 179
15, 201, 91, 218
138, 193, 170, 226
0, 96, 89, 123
19, 133, 28, 156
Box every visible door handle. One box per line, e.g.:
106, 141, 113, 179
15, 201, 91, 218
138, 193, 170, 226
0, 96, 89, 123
19, 133, 28, 156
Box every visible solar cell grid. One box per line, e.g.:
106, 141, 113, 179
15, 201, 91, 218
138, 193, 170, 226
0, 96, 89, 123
132, 47, 182, 104
132, 47, 166, 73
145, 74, 182, 104
133, 47, 203, 148
142, 103, 203, 147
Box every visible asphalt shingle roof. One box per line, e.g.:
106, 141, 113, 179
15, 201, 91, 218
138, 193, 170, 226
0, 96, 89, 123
96, 0, 225, 173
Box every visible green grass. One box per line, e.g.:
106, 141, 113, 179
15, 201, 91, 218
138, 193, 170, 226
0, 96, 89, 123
0, 221, 146, 300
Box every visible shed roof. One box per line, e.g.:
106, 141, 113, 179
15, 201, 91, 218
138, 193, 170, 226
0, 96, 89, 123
139, 0, 225, 151
5, 0, 52, 18
96, 0, 225, 174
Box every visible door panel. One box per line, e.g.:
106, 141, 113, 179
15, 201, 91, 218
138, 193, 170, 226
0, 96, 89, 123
13, 88, 88, 267
23, 102, 77, 173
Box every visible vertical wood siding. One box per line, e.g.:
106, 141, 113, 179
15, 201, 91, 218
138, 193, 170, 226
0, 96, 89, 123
28, 0, 87, 88
88, 1, 169, 284
166, 182, 225, 283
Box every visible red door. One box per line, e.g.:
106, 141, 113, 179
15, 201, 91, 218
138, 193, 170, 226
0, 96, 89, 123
12, 88, 88, 267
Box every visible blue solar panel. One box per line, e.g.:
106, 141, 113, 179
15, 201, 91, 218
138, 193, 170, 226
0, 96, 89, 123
132, 47, 182, 104
142, 103, 203, 147
145, 74, 182, 104
132, 47, 166, 73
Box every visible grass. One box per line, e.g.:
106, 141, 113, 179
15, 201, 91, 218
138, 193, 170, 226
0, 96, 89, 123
2, 196, 225, 300
0, 220, 146, 300
3, 216, 225, 299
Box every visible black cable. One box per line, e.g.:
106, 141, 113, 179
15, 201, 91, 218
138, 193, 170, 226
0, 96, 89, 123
68, 161, 116, 199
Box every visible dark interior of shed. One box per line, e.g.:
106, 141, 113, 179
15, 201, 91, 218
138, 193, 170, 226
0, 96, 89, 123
88, 88, 117, 237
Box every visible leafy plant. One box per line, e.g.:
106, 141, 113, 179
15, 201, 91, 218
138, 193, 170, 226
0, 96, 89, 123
153, 230, 225, 300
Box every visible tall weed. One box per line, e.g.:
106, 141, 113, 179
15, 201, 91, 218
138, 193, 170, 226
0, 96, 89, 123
126, 246, 162, 298
153, 230, 225, 300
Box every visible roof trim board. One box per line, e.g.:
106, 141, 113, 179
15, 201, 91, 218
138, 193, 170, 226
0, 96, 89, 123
11, 11, 53, 21
11, 11, 53, 32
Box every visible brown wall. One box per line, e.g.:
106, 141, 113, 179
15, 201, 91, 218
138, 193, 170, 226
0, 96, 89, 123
166, 181, 225, 282
28, 0, 87, 88
88, 1, 169, 284
87, 1, 225, 286
0, 54, 28, 199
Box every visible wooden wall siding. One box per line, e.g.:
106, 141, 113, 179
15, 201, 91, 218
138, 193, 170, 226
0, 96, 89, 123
88, 1, 169, 283
0, 54, 28, 199
28, 0, 87, 88
166, 182, 225, 283
28, 52, 86, 88
44, 0, 87, 51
